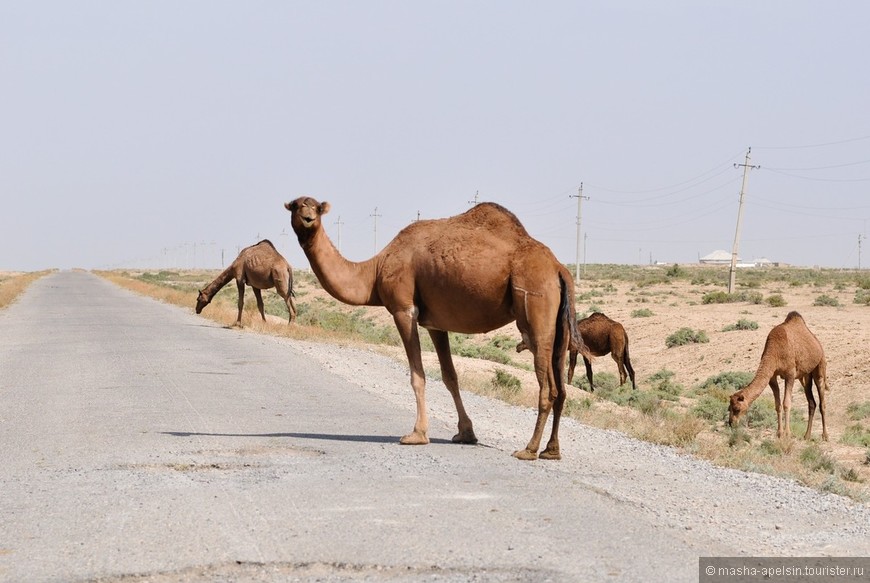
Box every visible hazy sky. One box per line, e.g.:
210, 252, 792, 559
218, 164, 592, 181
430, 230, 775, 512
2, 1, 869, 272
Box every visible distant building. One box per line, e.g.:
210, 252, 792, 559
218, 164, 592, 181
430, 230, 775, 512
699, 250, 733, 265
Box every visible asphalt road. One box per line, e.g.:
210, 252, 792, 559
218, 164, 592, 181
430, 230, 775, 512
0, 272, 867, 583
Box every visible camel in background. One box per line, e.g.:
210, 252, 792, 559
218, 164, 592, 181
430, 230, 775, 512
728, 311, 829, 441
285, 196, 588, 460
518, 312, 635, 391
195, 240, 296, 326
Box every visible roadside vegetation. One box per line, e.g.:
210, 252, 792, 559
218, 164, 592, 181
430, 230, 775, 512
0, 270, 53, 309
97, 263, 870, 502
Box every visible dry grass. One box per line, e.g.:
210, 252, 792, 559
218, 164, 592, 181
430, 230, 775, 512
98, 266, 870, 502
0, 271, 53, 309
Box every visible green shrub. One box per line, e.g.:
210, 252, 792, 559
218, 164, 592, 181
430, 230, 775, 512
854, 289, 870, 306
646, 369, 683, 400
665, 327, 709, 348
491, 369, 522, 397
702, 291, 734, 304
813, 294, 840, 307
766, 294, 787, 307
631, 308, 654, 318
666, 264, 685, 278
695, 371, 753, 394
800, 444, 836, 474
722, 319, 759, 332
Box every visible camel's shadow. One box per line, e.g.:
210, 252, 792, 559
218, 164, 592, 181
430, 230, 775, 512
160, 431, 454, 445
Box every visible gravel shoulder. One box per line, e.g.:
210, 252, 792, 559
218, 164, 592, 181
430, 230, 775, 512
282, 335, 870, 556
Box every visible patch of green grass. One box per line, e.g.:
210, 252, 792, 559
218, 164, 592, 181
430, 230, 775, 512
854, 289, 870, 306
491, 369, 522, 397
847, 402, 870, 421
722, 319, 759, 332
665, 327, 709, 348
631, 308, 654, 318
694, 371, 753, 395
840, 424, 870, 448
296, 306, 401, 346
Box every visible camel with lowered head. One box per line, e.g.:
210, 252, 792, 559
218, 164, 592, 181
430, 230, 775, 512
517, 311, 635, 391
728, 311, 829, 440
195, 240, 297, 326
285, 196, 588, 460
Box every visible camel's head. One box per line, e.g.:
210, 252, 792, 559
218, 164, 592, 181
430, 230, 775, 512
727, 392, 749, 428
195, 289, 210, 314
285, 197, 330, 239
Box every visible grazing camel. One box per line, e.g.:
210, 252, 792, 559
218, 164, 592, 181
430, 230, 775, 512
516, 312, 635, 391
195, 240, 297, 326
285, 196, 588, 460
728, 311, 829, 441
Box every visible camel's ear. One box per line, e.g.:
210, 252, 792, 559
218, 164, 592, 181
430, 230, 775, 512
284, 201, 297, 212
319, 201, 331, 215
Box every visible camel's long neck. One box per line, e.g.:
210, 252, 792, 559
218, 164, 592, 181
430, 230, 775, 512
300, 226, 381, 306
735, 358, 778, 407
202, 266, 235, 300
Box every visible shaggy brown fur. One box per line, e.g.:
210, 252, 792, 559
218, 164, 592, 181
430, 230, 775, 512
195, 240, 296, 326
285, 197, 588, 460
728, 311, 829, 440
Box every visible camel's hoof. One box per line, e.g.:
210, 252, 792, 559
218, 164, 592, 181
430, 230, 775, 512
512, 448, 538, 461
452, 432, 478, 445
399, 432, 429, 445
539, 448, 561, 460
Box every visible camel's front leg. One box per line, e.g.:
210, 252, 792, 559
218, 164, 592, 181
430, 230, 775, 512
393, 308, 429, 445
428, 329, 476, 444
253, 288, 266, 322
768, 379, 782, 436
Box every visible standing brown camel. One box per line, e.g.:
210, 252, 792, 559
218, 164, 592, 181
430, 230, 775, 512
516, 312, 635, 391
195, 240, 297, 326
285, 196, 587, 460
728, 311, 829, 441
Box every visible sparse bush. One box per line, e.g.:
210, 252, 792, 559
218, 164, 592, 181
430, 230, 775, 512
813, 294, 840, 307
722, 319, 759, 332
854, 289, 870, 306
695, 371, 753, 394
631, 308, 654, 318
766, 294, 787, 307
665, 327, 709, 348
666, 263, 685, 278
491, 369, 522, 398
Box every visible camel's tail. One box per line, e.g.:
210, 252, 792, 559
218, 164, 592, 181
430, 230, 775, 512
559, 270, 589, 360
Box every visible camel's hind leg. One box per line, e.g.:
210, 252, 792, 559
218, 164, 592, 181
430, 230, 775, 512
392, 308, 429, 445
274, 269, 296, 323
802, 375, 817, 440
583, 357, 595, 392
235, 280, 245, 326
253, 288, 266, 322
428, 329, 477, 444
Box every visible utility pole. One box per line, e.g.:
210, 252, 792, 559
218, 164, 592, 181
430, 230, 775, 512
370, 207, 382, 254
728, 148, 760, 294
570, 183, 590, 285
415, 211, 421, 222
860, 233, 866, 269
468, 191, 480, 206
334, 216, 345, 254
